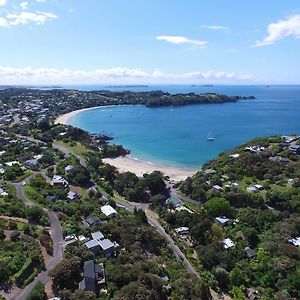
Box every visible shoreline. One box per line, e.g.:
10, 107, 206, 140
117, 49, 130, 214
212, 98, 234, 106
103, 156, 198, 181
54, 106, 104, 125
55, 106, 199, 181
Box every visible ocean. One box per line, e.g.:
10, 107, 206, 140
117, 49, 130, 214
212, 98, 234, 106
66, 85, 300, 168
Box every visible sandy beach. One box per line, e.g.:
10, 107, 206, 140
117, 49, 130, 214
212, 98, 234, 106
103, 156, 198, 181
55, 108, 199, 181
54, 106, 102, 125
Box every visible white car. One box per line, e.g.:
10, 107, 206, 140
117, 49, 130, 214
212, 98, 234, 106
64, 234, 76, 241
22, 182, 26, 186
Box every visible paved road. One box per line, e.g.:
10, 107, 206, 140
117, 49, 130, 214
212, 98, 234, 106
113, 198, 200, 278
10, 173, 64, 300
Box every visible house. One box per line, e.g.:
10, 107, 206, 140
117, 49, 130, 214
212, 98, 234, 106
281, 135, 298, 144
279, 157, 289, 165
289, 144, 300, 154
85, 239, 101, 255
222, 238, 235, 249
65, 165, 75, 173
212, 185, 223, 192
229, 153, 240, 159
0, 188, 9, 197
67, 191, 80, 201
254, 184, 264, 190
244, 146, 265, 154
46, 195, 58, 202
84, 215, 103, 227
5, 161, 20, 167
98, 239, 115, 258
288, 237, 300, 247
51, 175, 68, 188
215, 216, 230, 227
246, 288, 260, 300
101, 205, 117, 218
79, 260, 105, 294
175, 227, 189, 235
245, 247, 256, 258
91, 231, 105, 241
166, 196, 184, 208
247, 186, 257, 193
24, 159, 39, 169
203, 168, 217, 176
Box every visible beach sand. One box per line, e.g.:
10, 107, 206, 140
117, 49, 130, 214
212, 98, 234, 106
55, 109, 198, 181
103, 156, 197, 181
54, 107, 100, 125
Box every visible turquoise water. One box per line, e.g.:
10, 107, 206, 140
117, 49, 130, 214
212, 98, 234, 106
68, 85, 300, 168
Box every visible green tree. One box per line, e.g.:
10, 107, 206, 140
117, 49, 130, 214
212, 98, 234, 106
26, 281, 46, 300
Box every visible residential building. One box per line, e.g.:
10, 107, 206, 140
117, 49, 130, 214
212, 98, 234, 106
101, 205, 117, 218
79, 260, 105, 293
222, 238, 235, 249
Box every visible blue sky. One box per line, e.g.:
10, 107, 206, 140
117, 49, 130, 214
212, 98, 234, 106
0, 0, 300, 84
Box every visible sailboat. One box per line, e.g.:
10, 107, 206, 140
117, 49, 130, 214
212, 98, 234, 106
207, 130, 215, 141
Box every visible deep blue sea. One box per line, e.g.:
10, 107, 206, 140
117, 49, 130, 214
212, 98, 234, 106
66, 85, 300, 168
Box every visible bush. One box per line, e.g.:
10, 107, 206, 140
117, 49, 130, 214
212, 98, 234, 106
26, 281, 46, 300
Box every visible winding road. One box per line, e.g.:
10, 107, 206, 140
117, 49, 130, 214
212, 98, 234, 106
10, 172, 64, 300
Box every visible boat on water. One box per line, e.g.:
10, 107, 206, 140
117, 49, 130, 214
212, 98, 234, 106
207, 131, 215, 141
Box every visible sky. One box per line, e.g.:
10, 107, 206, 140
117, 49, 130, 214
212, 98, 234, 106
0, 0, 300, 85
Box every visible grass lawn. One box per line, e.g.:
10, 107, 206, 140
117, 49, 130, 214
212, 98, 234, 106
55, 140, 89, 157
15, 170, 33, 182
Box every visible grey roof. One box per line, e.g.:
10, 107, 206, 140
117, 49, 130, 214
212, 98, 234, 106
91, 231, 104, 241
98, 239, 114, 250
85, 239, 99, 249
84, 260, 96, 278
86, 215, 102, 226
245, 247, 256, 258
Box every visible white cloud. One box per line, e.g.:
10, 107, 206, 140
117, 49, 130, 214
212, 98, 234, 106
0, 66, 253, 84
254, 15, 300, 47
200, 25, 229, 31
0, 0, 7, 6
20, 2, 29, 10
156, 35, 207, 48
0, 11, 57, 27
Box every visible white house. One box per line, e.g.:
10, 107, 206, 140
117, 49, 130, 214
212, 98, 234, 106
175, 227, 189, 235
288, 237, 300, 247
101, 205, 117, 218
222, 238, 235, 249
